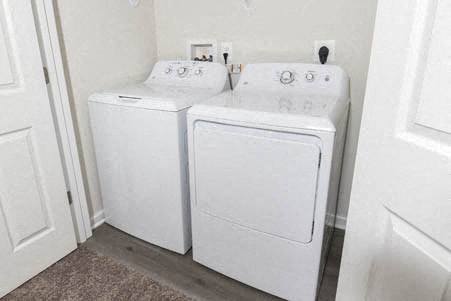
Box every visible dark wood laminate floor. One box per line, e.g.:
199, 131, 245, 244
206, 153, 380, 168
84, 225, 345, 301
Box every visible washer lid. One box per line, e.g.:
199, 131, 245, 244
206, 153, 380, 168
88, 83, 223, 112
188, 91, 348, 132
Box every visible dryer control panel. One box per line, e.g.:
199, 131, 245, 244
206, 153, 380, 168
235, 63, 349, 99
146, 61, 227, 92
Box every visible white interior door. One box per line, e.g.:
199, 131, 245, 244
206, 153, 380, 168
337, 0, 451, 300
0, 0, 76, 297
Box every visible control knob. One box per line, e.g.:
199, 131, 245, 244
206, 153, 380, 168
165, 67, 172, 74
177, 67, 188, 77
280, 71, 295, 84
305, 72, 315, 82
194, 69, 203, 76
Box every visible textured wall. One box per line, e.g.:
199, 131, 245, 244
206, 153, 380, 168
153, 0, 378, 224
55, 0, 158, 223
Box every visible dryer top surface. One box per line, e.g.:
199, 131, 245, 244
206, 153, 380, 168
189, 63, 350, 132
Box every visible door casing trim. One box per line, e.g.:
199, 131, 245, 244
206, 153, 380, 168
33, 0, 92, 243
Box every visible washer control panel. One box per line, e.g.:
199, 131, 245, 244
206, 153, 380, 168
157, 63, 205, 78
145, 61, 228, 90
150, 61, 218, 79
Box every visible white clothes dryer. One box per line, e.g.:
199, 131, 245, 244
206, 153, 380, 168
187, 63, 349, 300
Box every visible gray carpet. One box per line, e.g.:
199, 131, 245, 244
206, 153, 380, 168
3, 247, 191, 301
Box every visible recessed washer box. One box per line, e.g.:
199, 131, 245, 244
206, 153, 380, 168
187, 40, 218, 62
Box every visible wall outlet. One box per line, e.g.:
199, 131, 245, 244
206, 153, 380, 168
221, 42, 233, 62
313, 40, 335, 63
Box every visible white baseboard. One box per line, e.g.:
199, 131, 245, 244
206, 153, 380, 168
334, 214, 347, 230
91, 210, 106, 230
90, 210, 346, 231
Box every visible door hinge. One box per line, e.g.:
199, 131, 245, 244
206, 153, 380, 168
67, 191, 73, 205
43, 66, 50, 84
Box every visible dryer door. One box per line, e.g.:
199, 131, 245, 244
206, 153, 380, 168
193, 121, 321, 243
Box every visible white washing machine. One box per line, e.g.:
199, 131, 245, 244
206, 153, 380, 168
89, 61, 227, 254
187, 63, 349, 300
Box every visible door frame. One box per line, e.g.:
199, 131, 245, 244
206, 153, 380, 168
32, 0, 92, 243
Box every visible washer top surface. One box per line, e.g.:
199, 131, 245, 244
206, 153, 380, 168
89, 61, 228, 112
188, 63, 350, 132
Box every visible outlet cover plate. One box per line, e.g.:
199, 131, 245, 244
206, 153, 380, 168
221, 42, 233, 62
313, 40, 335, 63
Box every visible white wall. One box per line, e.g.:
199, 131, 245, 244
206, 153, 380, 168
153, 0, 378, 226
55, 0, 158, 224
